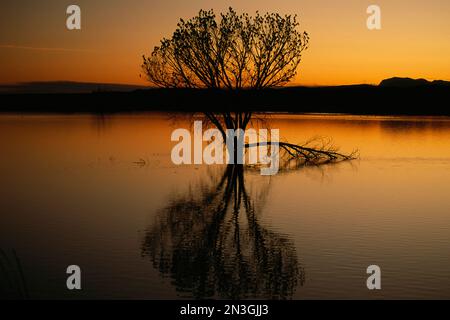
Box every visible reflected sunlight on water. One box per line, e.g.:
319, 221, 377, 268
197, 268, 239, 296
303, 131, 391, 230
1, 113, 450, 299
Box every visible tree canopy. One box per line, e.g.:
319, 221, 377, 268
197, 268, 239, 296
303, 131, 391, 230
142, 8, 309, 89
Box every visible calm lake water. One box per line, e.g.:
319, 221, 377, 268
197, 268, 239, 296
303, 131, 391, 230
1, 113, 450, 299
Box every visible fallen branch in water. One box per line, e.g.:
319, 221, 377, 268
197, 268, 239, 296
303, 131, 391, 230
245, 138, 358, 170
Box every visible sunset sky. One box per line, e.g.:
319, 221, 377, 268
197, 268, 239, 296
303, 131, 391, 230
1, 0, 449, 86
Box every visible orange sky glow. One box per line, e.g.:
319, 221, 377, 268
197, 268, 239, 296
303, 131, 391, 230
0, 0, 449, 86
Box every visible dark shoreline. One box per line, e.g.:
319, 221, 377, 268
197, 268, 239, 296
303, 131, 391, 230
1, 86, 449, 116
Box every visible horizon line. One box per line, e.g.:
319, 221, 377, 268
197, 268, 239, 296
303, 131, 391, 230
1, 77, 449, 91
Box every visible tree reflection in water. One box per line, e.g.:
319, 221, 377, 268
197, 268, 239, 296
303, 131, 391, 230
141, 165, 304, 299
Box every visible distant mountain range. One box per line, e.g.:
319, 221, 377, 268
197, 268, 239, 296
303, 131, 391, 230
0, 81, 147, 94
379, 77, 450, 88
1, 78, 449, 94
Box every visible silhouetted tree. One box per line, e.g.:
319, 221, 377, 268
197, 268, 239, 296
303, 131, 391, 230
142, 8, 307, 132
142, 8, 356, 165
142, 8, 308, 90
